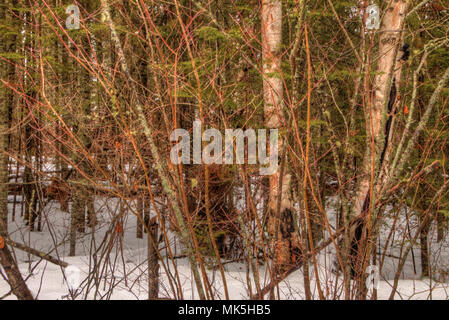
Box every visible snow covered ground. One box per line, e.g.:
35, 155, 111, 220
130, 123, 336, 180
1, 194, 448, 300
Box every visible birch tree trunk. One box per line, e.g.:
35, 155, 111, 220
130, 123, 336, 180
351, 0, 409, 298
353, 0, 409, 216
262, 0, 296, 272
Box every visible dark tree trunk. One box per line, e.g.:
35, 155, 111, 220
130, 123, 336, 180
420, 213, 430, 277
147, 217, 159, 299
136, 197, 143, 239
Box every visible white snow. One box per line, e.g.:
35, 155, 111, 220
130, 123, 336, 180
0, 192, 448, 300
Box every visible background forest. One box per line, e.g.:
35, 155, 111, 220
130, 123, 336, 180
0, 0, 448, 300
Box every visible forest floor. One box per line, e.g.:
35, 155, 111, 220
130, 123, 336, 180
1, 195, 448, 300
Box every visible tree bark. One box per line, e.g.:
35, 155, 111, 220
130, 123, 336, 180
419, 212, 430, 277
136, 197, 144, 239
262, 0, 296, 273
147, 217, 159, 299
351, 0, 409, 299
353, 0, 409, 216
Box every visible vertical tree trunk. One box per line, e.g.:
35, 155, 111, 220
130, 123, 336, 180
262, 0, 295, 272
136, 197, 143, 239
419, 212, 430, 277
22, 6, 38, 231
436, 211, 445, 243
147, 217, 159, 299
0, 2, 10, 228
70, 182, 84, 256
69, 3, 97, 251
353, 1, 409, 215
23, 125, 37, 230
351, 0, 409, 298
